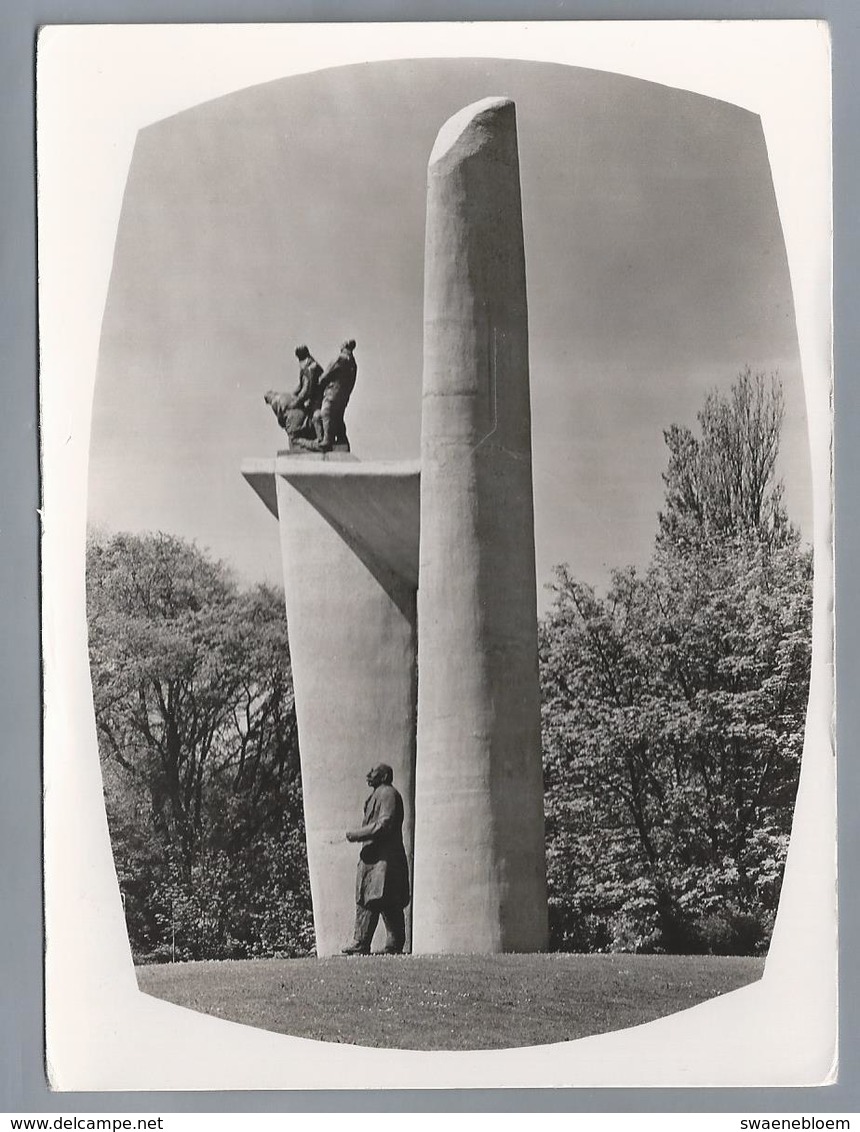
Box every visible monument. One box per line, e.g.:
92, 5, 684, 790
243, 97, 548, 956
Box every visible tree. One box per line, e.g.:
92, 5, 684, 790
540, 372, 812, 954
659, 368, 791, 549
87, 531, 313, 960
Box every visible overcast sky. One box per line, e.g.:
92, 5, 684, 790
88, 57, 809, 610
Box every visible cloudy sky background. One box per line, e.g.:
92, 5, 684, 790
88, 57, 809, 609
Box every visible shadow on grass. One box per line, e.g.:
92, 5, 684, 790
136, 952, 764, 1050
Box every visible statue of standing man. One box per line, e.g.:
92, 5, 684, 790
314, 338, 357, 452
342, 764, 410, 955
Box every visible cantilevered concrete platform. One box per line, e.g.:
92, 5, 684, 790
243, 455, 420, 588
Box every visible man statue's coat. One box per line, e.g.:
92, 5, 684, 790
348, 783, 410, 911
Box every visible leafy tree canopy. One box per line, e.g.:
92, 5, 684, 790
541, 371, 811, 955
87, 530, 312, 961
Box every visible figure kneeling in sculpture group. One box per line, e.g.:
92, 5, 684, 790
313, 338, 357, 452
264, 344, 323, 442
343, 763, 409, 955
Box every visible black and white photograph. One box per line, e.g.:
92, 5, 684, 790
37, 21, 834, 1091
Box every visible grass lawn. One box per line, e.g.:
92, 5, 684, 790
136, 952, 764, 1050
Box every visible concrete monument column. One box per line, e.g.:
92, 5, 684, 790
244, 95, 548, 957
411, 97, 549, 953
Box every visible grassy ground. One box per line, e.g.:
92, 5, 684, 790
136, 952, 764, 1050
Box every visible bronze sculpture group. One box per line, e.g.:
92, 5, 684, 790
264, 338, 357, 452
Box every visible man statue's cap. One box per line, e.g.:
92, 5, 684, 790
370, 763, 393, 783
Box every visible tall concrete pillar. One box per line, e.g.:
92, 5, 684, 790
412, 98, 549, 953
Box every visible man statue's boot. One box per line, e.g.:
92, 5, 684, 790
380, 908, 406, 954
342, 906, 375, 954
